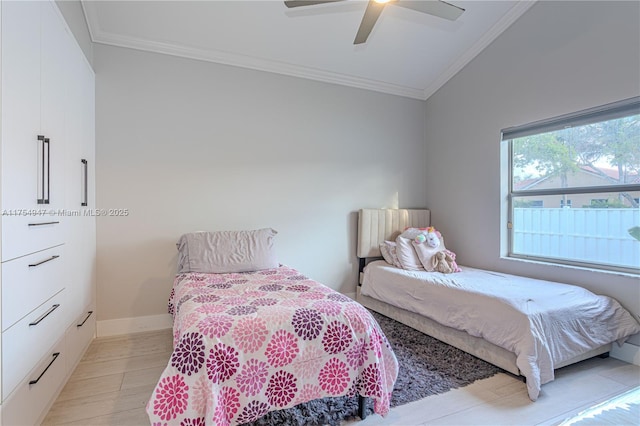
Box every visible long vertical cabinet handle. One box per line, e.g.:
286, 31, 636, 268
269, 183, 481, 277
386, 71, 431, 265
81, 159, 88, 206
37, 135, 51, 205
44, 137, 50, 204
37, 135, 46, 204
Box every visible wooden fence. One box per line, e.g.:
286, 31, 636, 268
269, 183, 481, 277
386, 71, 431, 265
513, 208, 640, 269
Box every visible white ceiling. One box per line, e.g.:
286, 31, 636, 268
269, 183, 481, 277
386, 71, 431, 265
82, 0, 536, 100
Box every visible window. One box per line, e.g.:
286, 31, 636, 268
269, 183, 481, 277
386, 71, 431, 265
502, 97, 640, 273
590, 199, 608, 207
514, 200, 543, 208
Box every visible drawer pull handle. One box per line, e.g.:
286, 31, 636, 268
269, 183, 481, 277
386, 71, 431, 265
77, 311, 94, 327
29, 304, 60, 326
28, 255, 60, 267
28, 221, 60, 227
29, 352, 60, 385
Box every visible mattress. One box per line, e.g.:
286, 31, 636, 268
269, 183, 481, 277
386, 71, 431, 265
361, 260, 640, 401
147, 265, 398, 425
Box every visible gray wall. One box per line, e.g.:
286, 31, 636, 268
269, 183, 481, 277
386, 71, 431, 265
424, 1, 640, 343
56, 0, 93, 66
94, 45, 427, 321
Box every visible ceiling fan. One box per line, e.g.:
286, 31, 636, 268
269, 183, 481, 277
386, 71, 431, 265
284, 0, 465, 45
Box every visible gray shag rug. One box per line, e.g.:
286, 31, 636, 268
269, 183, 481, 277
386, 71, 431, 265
242, 310, 502, 426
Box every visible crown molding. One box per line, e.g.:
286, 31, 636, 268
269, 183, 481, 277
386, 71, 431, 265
83, 1, 535, 101
96, 31, 428, 100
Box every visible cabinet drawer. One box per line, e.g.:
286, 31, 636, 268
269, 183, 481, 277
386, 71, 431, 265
2, 245, 65, 330
1, 337, 67, 426
2, 289, 67, 398
66, 308, 96, 372
1, 215, 65, 261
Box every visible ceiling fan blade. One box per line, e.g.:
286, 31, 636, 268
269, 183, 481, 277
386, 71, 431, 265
284, 0, 345, 8
394, 0, 464, 21
354, 0, 386, 45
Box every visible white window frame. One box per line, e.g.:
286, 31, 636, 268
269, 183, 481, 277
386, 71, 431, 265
502, 97, 640, 274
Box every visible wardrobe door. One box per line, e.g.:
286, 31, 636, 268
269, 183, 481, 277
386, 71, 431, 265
65, 42, 96, 323
62, 19, 96, 383
78, 61, 97, 314
1, 1, 41, 212
1, 0, 68, 211
40, 0, 68, 212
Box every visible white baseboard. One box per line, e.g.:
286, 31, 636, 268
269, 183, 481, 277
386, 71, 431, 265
97, 313, 172, 337
610, 342, 640, 366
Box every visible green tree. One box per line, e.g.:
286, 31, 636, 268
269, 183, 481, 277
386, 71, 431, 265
575, 116, 640, 184
513, 115, 639, 207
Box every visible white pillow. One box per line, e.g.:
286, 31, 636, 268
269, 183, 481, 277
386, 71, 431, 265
176, 228, 278, 273
395, 236, 424, 271
379, 241, 402, 268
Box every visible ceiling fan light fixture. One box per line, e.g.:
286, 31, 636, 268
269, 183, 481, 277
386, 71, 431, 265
284, 0, 464, 45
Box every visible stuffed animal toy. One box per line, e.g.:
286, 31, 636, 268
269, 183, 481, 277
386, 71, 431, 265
443, 249, 461, 272
406, 226, 442, 247
408, 226, 462, 273
424, 226, 441, 248
431, 249, 462, 274
431, 251, 454, 273
400, 227, 428, 241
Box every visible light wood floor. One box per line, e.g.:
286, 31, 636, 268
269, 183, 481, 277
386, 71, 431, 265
43, 329, 640, 425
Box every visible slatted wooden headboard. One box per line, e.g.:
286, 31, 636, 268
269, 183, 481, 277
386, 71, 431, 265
356, 208, 431, 259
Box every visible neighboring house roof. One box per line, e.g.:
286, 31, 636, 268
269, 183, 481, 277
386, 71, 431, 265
581, 165, 640, 184
513, 176, 548, 190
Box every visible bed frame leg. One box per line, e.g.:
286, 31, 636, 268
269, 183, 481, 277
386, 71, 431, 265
598, 352, 610, 359
358, 395, 367, 420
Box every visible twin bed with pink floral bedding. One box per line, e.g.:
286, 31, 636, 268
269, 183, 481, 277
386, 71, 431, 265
146, 229, 398, 425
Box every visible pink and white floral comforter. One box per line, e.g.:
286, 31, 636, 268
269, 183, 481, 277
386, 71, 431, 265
147, 265, 398, 425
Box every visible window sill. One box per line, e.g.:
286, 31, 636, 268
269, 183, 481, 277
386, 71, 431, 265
499, 256, 640, 279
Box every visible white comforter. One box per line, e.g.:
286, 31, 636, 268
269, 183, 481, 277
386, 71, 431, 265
361, 261, 640, 400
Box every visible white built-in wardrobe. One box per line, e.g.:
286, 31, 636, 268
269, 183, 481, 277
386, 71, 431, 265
0, 1, 96, 424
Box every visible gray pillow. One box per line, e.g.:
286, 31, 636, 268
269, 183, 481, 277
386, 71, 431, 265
176, 228, 278, 273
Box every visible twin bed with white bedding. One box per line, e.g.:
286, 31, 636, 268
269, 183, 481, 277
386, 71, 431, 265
356, 208, 640, 401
